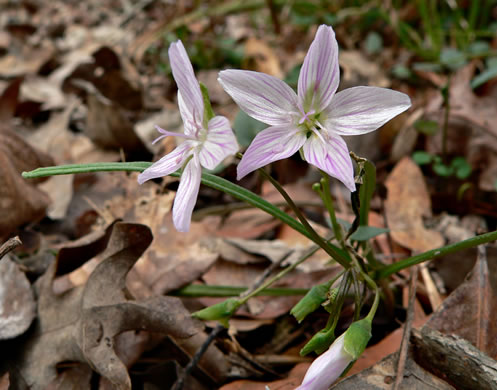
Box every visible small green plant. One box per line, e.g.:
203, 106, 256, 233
413, 151, 472, 180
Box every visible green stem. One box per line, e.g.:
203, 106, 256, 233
171, 284, 308, 297
320, 171, 344, 245
365, 282, 380, 322
257, 168, 350, 269
376, 229, 497, 279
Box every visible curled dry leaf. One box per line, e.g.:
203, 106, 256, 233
384, 157, 444, 252
0, 255, 36, 340
425, 246, 497, 358
4, 222, 201, 389
0, 79, 54, 238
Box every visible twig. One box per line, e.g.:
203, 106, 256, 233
171, 325, 225, 390
173, 246, 293, 388
239, 249, 293, 300
0, 236, 22, 260
118, 0, 157, 27
393, 266, 418, 390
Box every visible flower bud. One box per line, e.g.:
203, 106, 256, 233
300, 328, 334, 356
291, 281, 331, 323
296, 318, 372, 390
192, 298, 240, 327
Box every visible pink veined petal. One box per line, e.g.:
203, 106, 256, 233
153, 125, 195, 144
172, 156, 202, 232
296, 334, 353, 390
324, 86, 411, 136
178, 91, 202, 137
169, 41, 204, 126
303, 132, 356, 192
218, 69, 299, 126
236, 125, 306, 180
199, 116, 239, 170
137, 141, 195, 184
298, 25, 340, 113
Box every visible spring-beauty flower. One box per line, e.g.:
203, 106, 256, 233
218, 25, 411, 191
138, 41, 238, 232
296, 333, 351, 390
297, 319, 371, 390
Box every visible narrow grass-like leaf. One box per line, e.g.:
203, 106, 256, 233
23, 162, 318, 243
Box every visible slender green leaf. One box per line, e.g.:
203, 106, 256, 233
350, 226, 389, 242
23, 162, 316, 243
376, 229, 497, 279
172, 284, 308, 297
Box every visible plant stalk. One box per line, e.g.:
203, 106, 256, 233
376, 229, 497, 279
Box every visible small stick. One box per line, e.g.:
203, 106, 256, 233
0, 236, 22, 260
171, 325, 225, 390
393, 266, 418, 390
239, 249, 293, 300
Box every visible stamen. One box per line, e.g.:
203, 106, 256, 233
311, 127, 327, 144
154, 125, 195, 141
296, 101, 315, 125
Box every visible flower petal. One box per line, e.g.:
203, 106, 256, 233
324, 86, 411, 136
237, 125, 306, 180
298, 25, 340, 112
169, 41, 204, 126
218, 69, 298, 126
303, 133, 356, 192
172, 156, 202, 232
199, 116, 239, 170
137, 141, 194, 184
296, 334, 352, 390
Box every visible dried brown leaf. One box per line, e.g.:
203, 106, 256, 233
220, 362, 309, 390
426, 246, 497, 358
0, 130, 53, 238
385, 157, 444, 252
0, 255, 36, 339
5, 222, 200, 389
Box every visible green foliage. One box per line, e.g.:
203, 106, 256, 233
364, 31, 383, 55
300, 328, 335, 356
471, 57, 497, 89
412, 150, 433, 165
412, 152, 472, 180
284, 64, 302, 90
233, 110, 267, 148
291, 281, 332, 323
391, 64, 413, 80
385, 0, 497, 88
414, 119, 439, 136
192, 298, 240, 327
439, 48, 467, 71
350, 226, 389, 242
343, 318, 372, 360
200, 83, 215, 125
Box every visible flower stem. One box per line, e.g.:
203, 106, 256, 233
375, 229, 497, 279
319, 171, 344, 245
257, 168, 350, 269
171, 284, 309, 297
